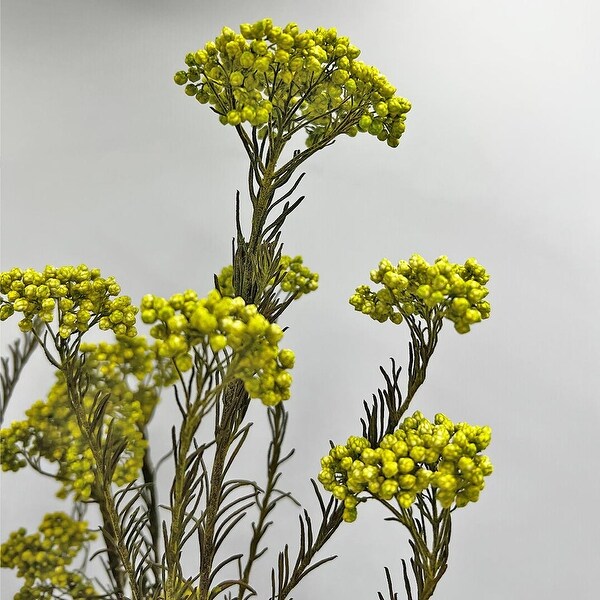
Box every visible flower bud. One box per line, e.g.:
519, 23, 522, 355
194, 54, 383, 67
174, 71, 188, 85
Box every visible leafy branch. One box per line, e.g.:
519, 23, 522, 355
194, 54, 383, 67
380, 489, 452, 600
1, 325, 39, 424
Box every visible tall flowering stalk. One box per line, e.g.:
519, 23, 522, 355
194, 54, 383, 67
173, 18, 410, 306
1, 19, 493, 600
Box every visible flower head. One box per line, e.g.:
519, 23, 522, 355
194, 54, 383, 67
1, 512, 97, 598
0, 336, 165, 499
0, 265, 137, 338
349, 255, 491, 333
141, 289, 294, 406
217, 254, 318, 300
175, 19, 411, 148
319, 411, 493, 521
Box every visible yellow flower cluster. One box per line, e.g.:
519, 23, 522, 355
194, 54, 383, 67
80, 335, 174, 419
175, 19, 411, 148
349, 255, 491, 333
278, 255, 319, 296
0, 512, 97, 599
0, 265, 137, 338
141, 289, 295, 406
217, 255, 318, 299
318, 411, 493, 522
216, 265, 236, 297
0, 336, 163, 499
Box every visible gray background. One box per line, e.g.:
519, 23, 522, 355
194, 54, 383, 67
2, 1, 599, 598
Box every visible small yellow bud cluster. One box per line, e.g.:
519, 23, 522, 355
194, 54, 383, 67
349, 255, 490, 333
216, 265, 236, 297
0, 512, 97, 599
80, 335, 173, 419
318, 411, 493, 522
0, 336, 163, 499
216, 255, 318, 299
81, 336, 156, 382
175, 19, 411, 148
278, 255, 319, 296
0, 265, 137, 338
141, 289, 295, 406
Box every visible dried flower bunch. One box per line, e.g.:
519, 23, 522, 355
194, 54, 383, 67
1, 19, 492, 600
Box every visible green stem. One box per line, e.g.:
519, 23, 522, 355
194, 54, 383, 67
386, 493, 451, 600
234, 141, 284, 304
96, 493, 126, 594
399, 316, 443, 415
197, 381, 246, 600
141, 435, 162, 587
416, 506, 451, 600
164, 370, 238, 600
228, 112, 352, 598
165, 403, 205, 595
237, 405, 288, 597
59, 347, 141, 600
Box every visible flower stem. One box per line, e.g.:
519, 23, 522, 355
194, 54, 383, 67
58, 344, 141, 600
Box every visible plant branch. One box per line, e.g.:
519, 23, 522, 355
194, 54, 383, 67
55, 342, 141, 600
0, 326, 40, 425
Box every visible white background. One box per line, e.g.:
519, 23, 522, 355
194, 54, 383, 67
2, 1, 599, 598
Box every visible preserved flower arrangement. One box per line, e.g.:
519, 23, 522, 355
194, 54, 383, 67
1, 19, 493, 600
